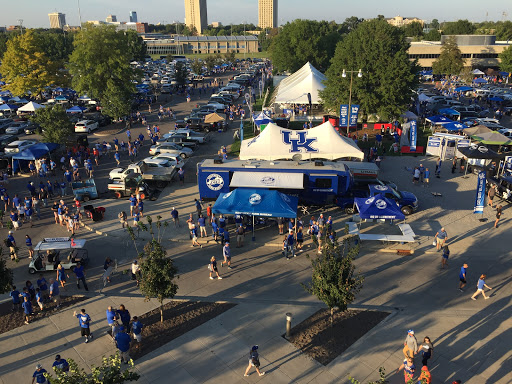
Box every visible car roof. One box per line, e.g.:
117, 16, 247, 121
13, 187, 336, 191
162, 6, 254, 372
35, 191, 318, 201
144, 158, 168, 164
76, 120, 93, 124
7, 140, 35, 146
34, 237, 86, 251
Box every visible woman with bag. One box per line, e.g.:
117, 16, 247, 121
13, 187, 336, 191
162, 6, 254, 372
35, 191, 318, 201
244, 345, 265, 377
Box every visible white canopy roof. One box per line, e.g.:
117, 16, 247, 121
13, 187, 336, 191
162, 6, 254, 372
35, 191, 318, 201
18, 101, 44, 112
239, 121, 364, 161
472, 69, 485, 75
271, 62, 326, 105
230, 171, 304, 189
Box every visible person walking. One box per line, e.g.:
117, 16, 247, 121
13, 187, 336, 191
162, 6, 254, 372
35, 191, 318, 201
221, 242, 231, 269
117, 304, 131, 330
194, 198, 203, 217
244, 345, 265, 377
32, 364, 49, 384
441, 245, 450, 269
495, 205, 502, 228
434, 227, 448, 251
190, 224, 202, 248
209, 256, 222, 280
49, 279, 61, 309
459, 263, 468, 292
26, 235, 34, 259
131, 316, 143, 350
131, 260, 141, 286
451, 157, 458, 173
6, 231, 18, 261
423, 168, 430, 187
471, 274, 492, 300
236, 225, 245, 247
171, 207, 180, 227
285, 230, 296, 259
56, 264, 68, 289
106, 306, 118, 339
52, 355, 70, 373
403, 329, 417, 359
198, 214, 207, 237
397, 357, 415, 383
488, 184, 496, 208
115, 326, 132, 364
73, 262, 88, 291
10, 285, 21, 311
22, 296, 33, 325
73, 308, 93, 343
417, 336, 434, 367
435, 158, 442, 178
178, 168, 185, 184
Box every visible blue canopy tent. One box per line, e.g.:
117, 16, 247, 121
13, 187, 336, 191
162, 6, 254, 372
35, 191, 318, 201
252, 112, 272, 126
499, 71, 510, 77
12, 143, 59, 173
425, 115, 453, 124
489, 96, 503, 102
444, 122, 465, 132
438, 108, 460, 117
55, 95, 68, 101
0, 103, 19, 111
454, 86, 473, 92
212, 188, 298, 240
66, 105, 86, 113
474, 78, 488, 84
354, 194, 405, 220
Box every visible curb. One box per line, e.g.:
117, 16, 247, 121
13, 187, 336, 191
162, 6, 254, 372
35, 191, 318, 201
93, 126, 127, 137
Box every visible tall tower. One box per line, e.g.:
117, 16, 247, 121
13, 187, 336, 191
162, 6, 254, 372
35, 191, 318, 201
258, 0, 278, 29
106, 15, 117, 23
184, 0, 207, 35
48, 12, 66, 29
130, 11, 138, 23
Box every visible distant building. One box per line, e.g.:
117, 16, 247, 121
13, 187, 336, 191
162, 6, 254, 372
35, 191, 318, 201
48, 12, 66, 29
63, 25, 81, 32
144, 35, 259, 56
184, 0, 208, 35
106, 15, 117, 23
130, 11, 138, 23
86, 20, 148, 33
387, 15, 424, 27
258, 0, 278, 29
210, 21, 222, 28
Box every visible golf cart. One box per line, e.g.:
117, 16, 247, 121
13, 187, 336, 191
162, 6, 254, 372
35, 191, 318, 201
28, 237, 89, 274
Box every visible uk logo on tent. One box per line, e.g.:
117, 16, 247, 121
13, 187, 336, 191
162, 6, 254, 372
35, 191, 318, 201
249, 193, 262, 205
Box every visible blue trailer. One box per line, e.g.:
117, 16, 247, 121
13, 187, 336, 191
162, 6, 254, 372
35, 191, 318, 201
197, 159, 352, 206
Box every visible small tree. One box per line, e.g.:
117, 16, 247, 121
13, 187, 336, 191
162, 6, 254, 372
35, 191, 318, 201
0, 247, 14, 294
302, 231, 364, 325
224, 51, 236, 64
204, 55, 217, 73
31, 105, 74, 144
190, 58, 203, 75
44, 353, 140, 384
432, 36, 465, 76
138, 239, 178, 322
174, 62, 188, 87
499, 45, 512, 73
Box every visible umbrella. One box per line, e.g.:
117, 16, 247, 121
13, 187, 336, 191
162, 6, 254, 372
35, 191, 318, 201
444, 122, 465, 131
204, 113, 225, 123
463, 125, 492, 136
425, 115, 453, 124
472, 131, 512, 146
454, 86, 473, 92
488, 96, 504, 102
474, 78, 488, 84
458, 144, 501, 159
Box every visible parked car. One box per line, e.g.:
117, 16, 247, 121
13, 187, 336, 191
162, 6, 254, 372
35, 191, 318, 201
149, 153, 185, 168
74, 120, 99, 133
5, 121, 30, 135
3, 139, 38, 156
24, 122, 40, 135
148, 142, 193, 158
0, 134, 19, 152
0, 118, 14, 133
498, 128, 512, 137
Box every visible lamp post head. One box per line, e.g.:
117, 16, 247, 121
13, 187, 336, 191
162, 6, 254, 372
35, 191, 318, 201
357, 69, 363, 78
342, 69, 347, 78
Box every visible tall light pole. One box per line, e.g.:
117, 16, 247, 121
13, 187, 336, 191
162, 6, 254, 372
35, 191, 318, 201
77, 0, 83, 29
342, 68, 362, 135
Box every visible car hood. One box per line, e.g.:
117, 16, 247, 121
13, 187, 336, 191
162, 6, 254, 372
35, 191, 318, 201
109, 168, 124, 175
400, 191, 418, 203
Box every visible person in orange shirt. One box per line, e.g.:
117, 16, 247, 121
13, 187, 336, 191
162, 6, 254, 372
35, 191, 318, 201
417, 365, 432, 384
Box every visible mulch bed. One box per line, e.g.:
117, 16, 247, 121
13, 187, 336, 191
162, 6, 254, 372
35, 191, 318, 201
0, 295, 88, 335
130, 301, 236, 360
287, 309, 390, 366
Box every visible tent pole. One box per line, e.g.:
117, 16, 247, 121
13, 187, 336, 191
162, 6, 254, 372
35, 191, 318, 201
252, 215, 255, 241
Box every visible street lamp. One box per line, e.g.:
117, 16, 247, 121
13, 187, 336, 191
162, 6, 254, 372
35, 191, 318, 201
342, 68, 362, 135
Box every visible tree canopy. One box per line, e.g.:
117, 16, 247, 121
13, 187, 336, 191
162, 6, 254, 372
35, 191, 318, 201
442, 19, 476, 35
499, 45, 512, 73
0, 250, 14, 295
30, 105, 74, 144
321, 19, 419, 121
0, 30, 68, 97
270, 19, 342, 73
424, 29, 442, 41
403, 21, 424, 39
68, 25, 139, 119
432, 36, 465, 76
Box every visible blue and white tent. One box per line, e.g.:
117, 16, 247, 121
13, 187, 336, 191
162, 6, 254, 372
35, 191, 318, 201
66, 105, 86, 113
354, 194, 405, 220
425, 115, 453, 124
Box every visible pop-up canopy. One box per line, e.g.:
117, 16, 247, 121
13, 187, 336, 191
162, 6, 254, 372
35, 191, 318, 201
239, 121, 364, 161
18, 101, 44, 112
355, 194, 405, 220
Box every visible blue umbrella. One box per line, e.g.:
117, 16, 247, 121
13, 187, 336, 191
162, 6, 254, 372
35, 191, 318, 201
454, 86, 473, 92
488, 96, 503, 102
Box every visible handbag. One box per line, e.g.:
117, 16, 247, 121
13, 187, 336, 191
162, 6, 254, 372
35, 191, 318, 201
432, 240, 437, 246
208, 264, 212, 271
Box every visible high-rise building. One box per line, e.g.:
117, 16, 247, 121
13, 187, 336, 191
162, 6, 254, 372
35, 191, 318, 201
48, 12, 66, 29
106, 15, 117, 23
258, 0, 278, 29
184, 0, 208, 35
130, 11, 138, 23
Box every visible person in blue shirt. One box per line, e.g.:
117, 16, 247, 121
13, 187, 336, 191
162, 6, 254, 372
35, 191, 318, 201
459, 263, 468, 291
221, 242, 231, 269
423, 168, 430, 187
9, 285, 21, 311
194, 198, 203, 216
22, 296, 33, 325
32, 364, 48, 384
296, 228, 304, 250
25, 234, 34, 258
106, 306, 118, 338
35, 288, 43, 311
114, 151, 120, 166
74, 308, 93, 343
73, 262, 88, 291
12, 194, 20, 209
288, 218, 295, 232
133, 211, 140, 227
115, 326, 132, 363
7, 231, 17, 260
171, 207, 179, 227
116, 304, 131, 330
131, 316, 143, 349
222, 229, 230, 246
52, 355, 69, 373
137, 199, 144, 217
49, 279, 61, 308
37, 275, 48, 301
129, 194, 137, 215
60, 180, 67, 196
198, 215, 206, 237
285, 231, 295, 259
471, 274, 493, 300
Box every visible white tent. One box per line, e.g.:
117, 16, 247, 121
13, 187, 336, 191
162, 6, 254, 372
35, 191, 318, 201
472, 69, 485, 75
239, 121, 364, 161
17, 101, 44, 112
271, 62, 326, 105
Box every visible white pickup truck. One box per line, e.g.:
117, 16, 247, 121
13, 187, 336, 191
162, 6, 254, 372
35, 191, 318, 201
109, 160, 176, 188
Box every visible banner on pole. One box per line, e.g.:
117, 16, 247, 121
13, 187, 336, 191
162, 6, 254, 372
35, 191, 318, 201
339, 104, 348, 127
409, 120, 417, 152
349, 105, 360, 127
474, 171, 486, 214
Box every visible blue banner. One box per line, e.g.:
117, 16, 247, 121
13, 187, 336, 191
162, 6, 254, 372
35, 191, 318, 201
410, 120, 417, 152
339, 104, 349, 127
349, 105, 360, 127
474, 171, 486, 214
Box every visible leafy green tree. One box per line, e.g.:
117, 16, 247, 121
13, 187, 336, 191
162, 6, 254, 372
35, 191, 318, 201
302, 229, 364, 325
44, 353, 140, 384
0, 32, 12, 59
403, 21, 424, 39
500, 45, 512, 73
432, 36, 465, 76
224, 51, 236, 63
30, 105, 74, 144
270, 19, 342, 72
68, 25, 138, 119
174, 62, 188, 86
0, 249, 14, 294
424, 29, 442, 41
37, 30, 75, 61
430, 19, 440, 30
191, 58, 203, 75
321, 19, 419, 121
0, 30, 67, 97
496, 21, 512, 41
125, 30, 147, 61
138, 239, 178, 323
442, 19, 476, 35
343, 16, 364, 33
204, 55, 217, 72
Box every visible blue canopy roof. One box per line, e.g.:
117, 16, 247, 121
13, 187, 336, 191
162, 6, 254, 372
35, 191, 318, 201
499, 71, 510, 77
488, 96, 503, 102
252, 112, 272, 126
66, 105, 86, 113
0, 103, 18, 111
212, 188, 298, 218
474, 78, 488, 84
438, 108, 460, 116
444, 122, 466, 131
454, 86, 473, 92
13, 143, 59, 160
354, 194, 405, 220
55, 95, 68, 101
425, 115, 453, 124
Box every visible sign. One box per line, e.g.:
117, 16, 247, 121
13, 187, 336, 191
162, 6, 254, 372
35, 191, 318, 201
339, 104, 349, 127
281, 130, 318, 153
249, 193, 262, 205
474, 171, 486, 214
206, 173, 224, 191
349, 105, 360, 127
409, 120, 417, 152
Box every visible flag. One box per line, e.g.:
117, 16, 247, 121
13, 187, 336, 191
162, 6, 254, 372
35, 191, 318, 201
410, 120, 417, 152
474, 171, 486, 214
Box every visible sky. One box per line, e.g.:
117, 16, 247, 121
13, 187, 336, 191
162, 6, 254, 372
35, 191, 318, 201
1, 0, 511, 28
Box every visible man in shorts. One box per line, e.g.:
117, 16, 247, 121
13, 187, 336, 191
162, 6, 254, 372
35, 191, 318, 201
131, 316, 143, 350
236, 225, 245, 248
459, 263, 468, 292
221, 242, 231, 269
49, 279, 61, 309
74, 308, 93, 343
435, 227, 448, 251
